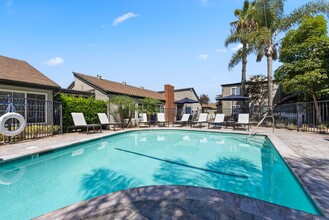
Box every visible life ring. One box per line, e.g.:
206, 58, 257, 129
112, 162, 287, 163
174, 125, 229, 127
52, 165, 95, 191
0, 112, 26, 136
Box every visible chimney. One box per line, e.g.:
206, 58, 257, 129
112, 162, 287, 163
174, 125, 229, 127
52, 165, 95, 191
122, 81, 127, 85
164, 84, 175, 122
96, 74, 102, 80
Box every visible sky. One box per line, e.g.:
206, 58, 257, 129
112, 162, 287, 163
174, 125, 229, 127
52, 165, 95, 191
0, 0, 319, 102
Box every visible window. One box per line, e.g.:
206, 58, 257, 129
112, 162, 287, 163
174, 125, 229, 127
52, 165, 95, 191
27, 93, 46, 123
231, 87, 240, 95
0, 90, 47, 123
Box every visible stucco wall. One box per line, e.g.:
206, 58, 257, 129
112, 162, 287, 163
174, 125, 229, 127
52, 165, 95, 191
221, 83, 280, 116
174, 89, 202, 112
0, 84, 53, 101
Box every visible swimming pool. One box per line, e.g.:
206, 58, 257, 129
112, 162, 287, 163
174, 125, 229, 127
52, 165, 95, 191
0, 130, 320, 219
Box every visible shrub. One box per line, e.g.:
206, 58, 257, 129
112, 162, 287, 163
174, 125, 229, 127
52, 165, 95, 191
275, 122, 286, 129
59, 94, 107, 131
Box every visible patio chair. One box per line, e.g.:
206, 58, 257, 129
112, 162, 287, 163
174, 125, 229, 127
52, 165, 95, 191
67, 113, 102, 134
97, 113, 124, 131
191, 113, 208, 128
208, 113, 225, 129
138, 113, 150, 127
235, 113, 250, 131
173, 113, 190, 127
156, 113, 170, 127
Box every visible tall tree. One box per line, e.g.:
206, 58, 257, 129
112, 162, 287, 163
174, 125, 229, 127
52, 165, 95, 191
246, 74, 268, 107
225, 0, 257, 97
253, 0, 329, 114
199, 94, 210, 105
275, 15, 329, 124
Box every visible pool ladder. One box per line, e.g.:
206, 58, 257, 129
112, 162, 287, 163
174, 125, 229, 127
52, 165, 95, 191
247, 113, 275, 138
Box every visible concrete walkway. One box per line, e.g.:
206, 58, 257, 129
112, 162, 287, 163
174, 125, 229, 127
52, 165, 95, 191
1, 126, 329, 219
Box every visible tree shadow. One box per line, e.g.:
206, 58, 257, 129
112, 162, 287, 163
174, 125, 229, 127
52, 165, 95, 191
80, 168, 140, 200
153, 158, 201, 185
202, 157, 262, 196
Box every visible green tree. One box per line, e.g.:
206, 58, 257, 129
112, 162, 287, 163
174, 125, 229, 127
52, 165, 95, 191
139, 97, 161, 117
109, 95, 137, 127
253, 0, 329, 113
225, 0, 257, 97
199, 94, 210, 105
246, 74, 268, 107
275, 15, 329, 124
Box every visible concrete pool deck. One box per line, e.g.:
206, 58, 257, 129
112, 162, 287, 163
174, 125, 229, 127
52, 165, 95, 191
0, 126, 328, 219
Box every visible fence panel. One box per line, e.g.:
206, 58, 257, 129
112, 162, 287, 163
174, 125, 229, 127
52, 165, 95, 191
273, 101, 329, 133
0, 95, 62, 144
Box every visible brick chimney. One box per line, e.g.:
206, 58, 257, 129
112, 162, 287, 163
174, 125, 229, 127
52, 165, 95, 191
164, 84, 175, 122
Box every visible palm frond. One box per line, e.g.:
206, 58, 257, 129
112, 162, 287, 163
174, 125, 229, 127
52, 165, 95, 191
256, 50, 264, 62
228, 49, 244, 70
282, 0, 329, 31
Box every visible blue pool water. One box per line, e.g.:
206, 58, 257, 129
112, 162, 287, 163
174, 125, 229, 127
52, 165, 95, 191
0, 130, 320, 219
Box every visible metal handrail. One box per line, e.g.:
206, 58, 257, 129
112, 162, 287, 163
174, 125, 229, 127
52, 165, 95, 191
248, 114, 275, 138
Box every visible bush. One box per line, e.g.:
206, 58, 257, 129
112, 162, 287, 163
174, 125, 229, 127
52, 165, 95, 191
59, 94, 107, 131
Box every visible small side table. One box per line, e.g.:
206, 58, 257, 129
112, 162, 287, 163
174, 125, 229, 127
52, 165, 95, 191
226, 120, 236, 129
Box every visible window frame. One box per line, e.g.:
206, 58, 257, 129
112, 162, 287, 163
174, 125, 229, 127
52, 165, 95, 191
0, 89, 48, 124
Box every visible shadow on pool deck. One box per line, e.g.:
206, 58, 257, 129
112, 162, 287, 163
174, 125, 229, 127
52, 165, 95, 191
33, 185, 325, 220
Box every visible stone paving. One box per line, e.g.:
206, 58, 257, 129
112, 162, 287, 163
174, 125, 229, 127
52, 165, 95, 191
0, 125, 329, 219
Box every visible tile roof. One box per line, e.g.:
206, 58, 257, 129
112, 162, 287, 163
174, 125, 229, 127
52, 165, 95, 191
202, 103, 217, 109
73, 72, 165, 101
0, 55, 60, 88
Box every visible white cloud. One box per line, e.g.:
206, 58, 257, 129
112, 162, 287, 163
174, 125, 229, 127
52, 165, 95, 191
232, 44, 243, 52
46, 57, 64, 66
112, 12, 139, 26
198, 54, 208, 60
216, 48, 227, 53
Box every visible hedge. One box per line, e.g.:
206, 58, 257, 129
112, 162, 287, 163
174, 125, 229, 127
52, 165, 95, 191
59, 94, 107, 131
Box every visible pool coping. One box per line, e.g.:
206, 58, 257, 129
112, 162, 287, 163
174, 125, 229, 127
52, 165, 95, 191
1, 127, 329, 219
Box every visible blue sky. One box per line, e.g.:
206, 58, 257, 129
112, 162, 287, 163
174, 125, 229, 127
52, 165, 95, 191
0, 0, 318, 101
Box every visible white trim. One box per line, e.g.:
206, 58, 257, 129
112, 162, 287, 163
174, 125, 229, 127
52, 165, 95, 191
230, 87, 240, 96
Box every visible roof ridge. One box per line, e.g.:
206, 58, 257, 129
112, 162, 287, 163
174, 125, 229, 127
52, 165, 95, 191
73, 71, 157, 92
73, 72, 165, 100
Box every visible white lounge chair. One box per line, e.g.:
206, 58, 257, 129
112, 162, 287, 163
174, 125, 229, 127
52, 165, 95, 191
191, 113, 208, 128
235, 113, 250, 131
208, 113, 225, 129
67, 112, 102, 134
156, 113, 169, 127
174, 114, 190, 127
138, 113, 150, 127
97, 113, 123, 131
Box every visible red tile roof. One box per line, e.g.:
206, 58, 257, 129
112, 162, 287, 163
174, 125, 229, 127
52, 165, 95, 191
202, 103, 217, 109
73, 72, 165, 101
0, 55, 60, 88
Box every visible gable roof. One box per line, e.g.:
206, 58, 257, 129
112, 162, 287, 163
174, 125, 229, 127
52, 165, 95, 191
0, 55, 60, 89
73, 72, 165, 101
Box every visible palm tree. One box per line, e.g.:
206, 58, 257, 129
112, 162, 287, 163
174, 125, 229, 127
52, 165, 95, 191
253, 0, 329, 114
225, 0, 258, 98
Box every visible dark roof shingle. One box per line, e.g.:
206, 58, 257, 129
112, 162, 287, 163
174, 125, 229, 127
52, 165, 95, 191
0, 55, 60, 88
74, 72, 165, 101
